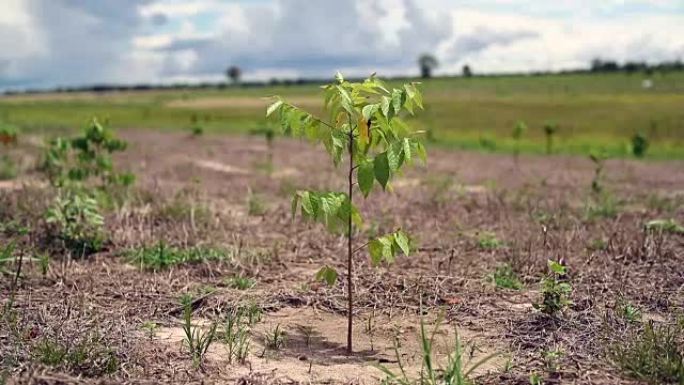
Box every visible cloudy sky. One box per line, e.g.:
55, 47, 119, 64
1, 0, 683, 90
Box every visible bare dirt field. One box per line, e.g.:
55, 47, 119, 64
1, 131, 683, 384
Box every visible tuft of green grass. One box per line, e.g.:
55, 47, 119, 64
488, 264, 523, 290
584, 193, 620, 220
226, 275, 256, 290
644, 219, 684, 235
263, 324, 286, 352
34, 333, 119, 375
477, 232, 503, 250
610, 321, 684, 384
126, 242, 233, 270
378, 313, 499, 385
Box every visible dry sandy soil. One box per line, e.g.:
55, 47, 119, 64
1, 130, 683, 384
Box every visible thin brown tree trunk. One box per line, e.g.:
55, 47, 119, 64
346, 128, 354, 355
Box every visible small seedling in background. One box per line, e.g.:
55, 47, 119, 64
534, 260, 572, 315
543, 122, 558, 155
644, 219, 684, 235
477, 232, 503, 250
364, 308, 377, 351
621, 302, 642, 323
263, 324, 286, 352
631, 132, 649, 158
589, 151, 607, 194
181, 297, 217, 367
250, 125, 276, 174
141, 321, 159, 339
268, 72, 426, 354
190, 114, 204, 137
529, 372, 543, 385
297, 325, 316, 348
247, 189, 266, 216
38, 253, 50, 276
489, 263, 523, 290
512, 120, 527, 165
543, 346, 564, 373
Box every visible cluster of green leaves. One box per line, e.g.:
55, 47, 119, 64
534, 260, 572, 315
268, 73, 426, 281
42, 119, 134, 254
43, 119, 133, 188
489, 263, 523, 290
126, 242, 232, 270
631, 132, 649, 158
45, 189, 105, 254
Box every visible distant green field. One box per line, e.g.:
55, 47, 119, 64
1, 72, 684, 159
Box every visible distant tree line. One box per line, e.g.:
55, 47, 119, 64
590, 58, 684, 74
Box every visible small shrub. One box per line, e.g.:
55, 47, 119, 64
631, 132, 649, 158
0, 123, 18, 146
610, 321, 684, 384
141, 321, 159, 339
489, 264, 523, 290
534, 260, 572, 315
45, 188, 105, 255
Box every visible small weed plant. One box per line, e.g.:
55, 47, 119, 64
223, 309, 251, 364
263, 324, 286, 352
610, 321, 684, 384
477, 232, 503, 250
534, 260, 572, 315
378, 313, 499, 385
226, 274, 256, 290
489, 264, 523, 290
181, 298, 217, 368
631, 132, 649, 158
267, 72, 426, 353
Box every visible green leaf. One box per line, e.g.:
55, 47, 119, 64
266, 99, 283, 117
373, 152, 390, 189
362, 104, 377, 121
403, 138, 412, 163
380, 96, 391, 118
335, 72, 344, 84
393, 230, 410, 256
547, 260, 566, 275
357, 160, 375, 197
316, 266, 338, 286
369, 240, 384, 266
387, 142, 403, 171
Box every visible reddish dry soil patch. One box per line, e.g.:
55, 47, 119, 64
1, 130, 683, 384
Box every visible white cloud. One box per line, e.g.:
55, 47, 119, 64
0, 0, 683, 90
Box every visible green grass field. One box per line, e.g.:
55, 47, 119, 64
2, 72, 684, 159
